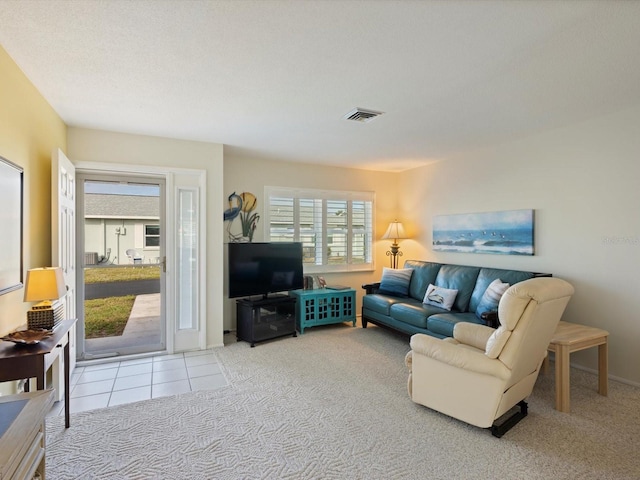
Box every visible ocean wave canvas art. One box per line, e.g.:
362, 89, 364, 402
432, 209, 534, 255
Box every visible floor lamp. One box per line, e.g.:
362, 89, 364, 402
382, 220, 408, 269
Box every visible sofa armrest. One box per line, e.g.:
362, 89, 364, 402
410, 334, 510, 380
453, 322, 495, 350
362, 282, 381, 295
480, 311, 499, 328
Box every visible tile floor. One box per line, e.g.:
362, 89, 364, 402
47, 349, 227, 417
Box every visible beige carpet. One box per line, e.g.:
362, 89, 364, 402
46, 324, 640, 479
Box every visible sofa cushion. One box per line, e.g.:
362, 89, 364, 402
475, 279, 510, 319
378, 267, 413, 297
362, 294, 404, 316
468, 268, 535, 313
403, 260, 442, 301
422, 284, 458, 311
389, 300, 436, 329
434, 265, 481, 312
427, 312, 484, 338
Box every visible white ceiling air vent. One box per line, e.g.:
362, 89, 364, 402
344, 107, 384, 123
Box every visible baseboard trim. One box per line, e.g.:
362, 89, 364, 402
547, 353, 640, 388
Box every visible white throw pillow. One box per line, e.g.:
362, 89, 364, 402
422, 284, 458, 311
475, 279, 510, 319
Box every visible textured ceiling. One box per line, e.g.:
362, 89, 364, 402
1, 1, 639, 171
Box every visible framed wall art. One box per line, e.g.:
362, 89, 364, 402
0, 156, 24, 295
432, 209, 534, 256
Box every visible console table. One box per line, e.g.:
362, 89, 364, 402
0, 390, 54, 480
290, 288, 356, 333
0, 318, 76, 428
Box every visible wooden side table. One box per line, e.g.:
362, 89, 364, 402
0, 318, 76, 428
545, 321, 609, 413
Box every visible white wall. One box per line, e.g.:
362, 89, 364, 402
85, 218, 160, 265
68, 128, 225, 348
399, 105, 640, 385
223, 155, 401, 331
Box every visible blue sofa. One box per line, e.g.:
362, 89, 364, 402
362, 260, 550, 338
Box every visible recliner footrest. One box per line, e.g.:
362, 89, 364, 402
490, 400, 528, 438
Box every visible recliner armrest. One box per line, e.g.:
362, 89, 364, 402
362, 282, 381, 294
453, 322, 495, 350
480, 311, 499, 329
410, 334, 510, 380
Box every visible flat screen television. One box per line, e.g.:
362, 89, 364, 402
228, 242, 304, 299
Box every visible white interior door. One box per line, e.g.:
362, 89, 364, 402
52, 148, 77, 371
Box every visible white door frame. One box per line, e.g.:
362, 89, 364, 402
75, 161, 207, 354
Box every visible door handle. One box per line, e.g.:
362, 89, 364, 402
162, 256, 167, 273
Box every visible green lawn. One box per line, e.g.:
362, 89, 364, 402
85, 265, 160, 284
84, 295, 136, 338
84, 266, 160, 339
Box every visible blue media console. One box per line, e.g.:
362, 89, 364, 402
289, 288, 356, 333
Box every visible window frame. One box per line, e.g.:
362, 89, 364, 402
264, 186, 374, 273
144, 223, 161, 249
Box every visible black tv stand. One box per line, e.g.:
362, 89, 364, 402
236, 295, 297, 347
259, 293, 287, 301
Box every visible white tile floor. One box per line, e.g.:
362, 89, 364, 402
47, 349, 227, 417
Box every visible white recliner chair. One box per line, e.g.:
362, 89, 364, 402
406, 277, 574, 437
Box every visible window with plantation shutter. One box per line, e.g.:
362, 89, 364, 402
265, 187, 374, 273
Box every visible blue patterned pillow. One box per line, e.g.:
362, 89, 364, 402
378, 267, 413, 297
475, 279, 510, 319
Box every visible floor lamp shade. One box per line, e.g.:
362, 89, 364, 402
381, 221, 407, 242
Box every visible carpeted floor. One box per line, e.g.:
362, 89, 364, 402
46, 324, 640, 479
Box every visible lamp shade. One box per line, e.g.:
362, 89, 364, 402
23, 267, 67, 303
381, 221, 408, 241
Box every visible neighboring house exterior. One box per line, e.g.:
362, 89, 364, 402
84, 193, 160, 265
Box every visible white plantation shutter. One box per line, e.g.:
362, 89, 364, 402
299, 198, 322, 265
351, 200, 372, 265
269, 197, 295, 242
265, 187, 374, 272
327, 200, 347, 265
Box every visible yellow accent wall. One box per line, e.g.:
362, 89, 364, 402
0, 46, 67, 338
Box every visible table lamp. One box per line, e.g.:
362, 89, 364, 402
24, 267, 67, 330
382, 220, 408, 269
